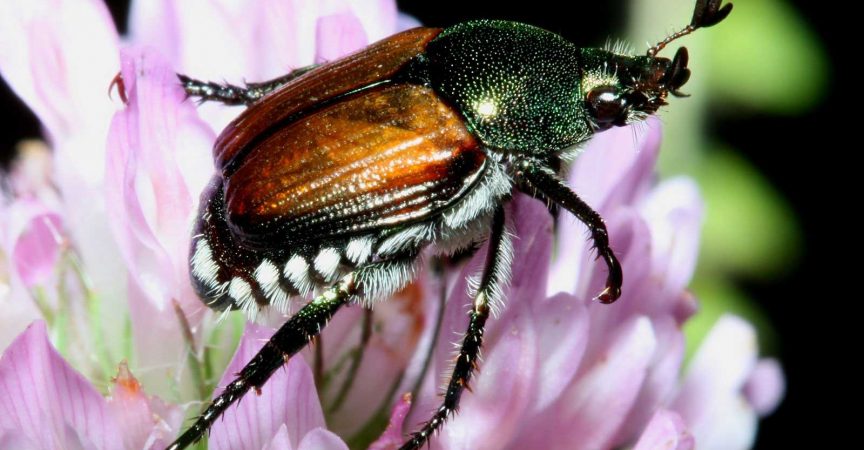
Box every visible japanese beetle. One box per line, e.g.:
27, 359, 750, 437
168, 0, 731, 448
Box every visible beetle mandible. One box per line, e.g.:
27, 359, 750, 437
167, 1, 732, 448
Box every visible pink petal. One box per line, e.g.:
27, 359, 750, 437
640, 178, 704, 301
0, 202, 59, 357
130, 0, 398, 133
263, 424, 294, 450
106, 362, 184, 450
104, 46, 214, 388
672, 315, 758, 449
319, 330, 408, 436
0, 0, 119, 184
131, 0, 396, 83
513, 316, 657, 450
0, 0, 119, 131
567, 118, 661, 212
131, 0, 305, 81
633, 409, 694, 450
426, 242, 488, 397
316, 11, 369, 63
0, 204, 42, 350
689, 396, 757, 450
547, 209, 592, 296
508, 193, 555, 304
369, 394, 411, 450
395, 13, 422, 32
5, 199, 65, 288
383, 270, 451, 424
347, 0, 398, 42
614, 316, 686, 444
744, 358, 785, 416
209, 323, 327, 450
405, 269, 477, 442
527, 292, 590, 413
401, 301, 459, 433
297, 428, 349, 450
405, 193, 553, 446
0, 321, 125, 449
0, 280, 42, 354
261, 425, 351, 450
105, 45, 213, 311
0, 429, 37, 448
558, 317, 657, 448
9, 0, 134, 327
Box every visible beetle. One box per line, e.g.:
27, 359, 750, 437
167, 1, 731, 448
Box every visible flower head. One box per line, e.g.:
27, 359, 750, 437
0, 1, 782, 449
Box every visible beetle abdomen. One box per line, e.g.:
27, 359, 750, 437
190, 177, 380, 317
224, 84, 484, 249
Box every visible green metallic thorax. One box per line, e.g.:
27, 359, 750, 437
424, 20, 591, 155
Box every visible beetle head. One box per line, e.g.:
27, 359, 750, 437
579, 47, 691, 132
579, 0, 732, 132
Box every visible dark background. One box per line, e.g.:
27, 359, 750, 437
0, 0, 847, 448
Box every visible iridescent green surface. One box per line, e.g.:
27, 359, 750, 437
427, 21, 590, 152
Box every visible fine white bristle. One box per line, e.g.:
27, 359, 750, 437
228, 277, 258, 321
254, 259, 290, 312
190, 239, 219, 288
603, 37, 634, 56
345, 236, 374, 264
284, 255, 313, 297
314, 247, 342, 281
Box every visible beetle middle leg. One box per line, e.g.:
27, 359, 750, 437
178, 65, 318, 106
401, 206, 512, 450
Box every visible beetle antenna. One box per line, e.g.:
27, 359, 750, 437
647, 0, 733, 57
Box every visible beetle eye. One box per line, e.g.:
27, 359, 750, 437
586, 86, 628, 131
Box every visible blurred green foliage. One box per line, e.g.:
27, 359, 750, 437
707, 0, 828, 113
695, 148, 801, 279
629, 0, 826, 354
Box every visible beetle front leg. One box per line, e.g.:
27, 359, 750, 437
520, 162, 623, 303
178, 65, 318, 106
401, 206, 512, 450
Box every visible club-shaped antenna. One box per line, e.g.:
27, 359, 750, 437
647, 0, 733, 57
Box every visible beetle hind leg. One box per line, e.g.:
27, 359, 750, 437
400, 206, 512, 450
166, 274, 354, 450
178, 65, 318, 106
168, 251, 421, 450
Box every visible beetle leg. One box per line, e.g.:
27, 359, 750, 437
177, 65, 318, 106
243, 66, 319, 92
401, 206, 512, 450
167, 251, 419, 450
166, 273, 353, 450
519, 163, 623, 303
